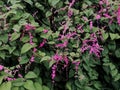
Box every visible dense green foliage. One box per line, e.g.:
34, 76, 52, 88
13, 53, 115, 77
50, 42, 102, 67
0, 0, 120, 90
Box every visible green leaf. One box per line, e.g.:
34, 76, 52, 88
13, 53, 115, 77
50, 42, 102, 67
0, 82, 11, 90
12, 78, 25, 87
0, 41, 2, 46
70, 52, 76, 57
66, 81, 72, 90
35, 27, 44, 33
46, 11, 52, 17
21, 43, 34, 54
42, 85, 50, 90
24, 80, 35, 90
11, 87, 19, 90
19, 19, 27, 25
49, 60, 56, 68
115, 48, 120, 58
102, 46, 108, 56
35, 2, 44, 10
21, 13, 30, 19
0, 76, 4, 84
19, 87, 25, 90
102, 33, 108, 40
114, 74, 120, 81
52, 31, 59, 38
109, 63, 115, 70
8, 47, 16, 54
8, 0, 20, 4
108, 41, 116, 51
48, 41, 55, 44
23, 0, 33, 5
0, 1, 4, 6
93, 82, 102, 90
40, 56, 51, 62
48, 0, 60, 6
5, 9, 16, 18
110, 33, 120, 40
11, 4, 24, 9
34, 78, 42, 85
34, 82, 42, 90
83, 64, 89, 71
84, 9, 93, 17
38, 51, 46, 57
25, 71, 37, 79
0, 45, 9, 51
11, 12, 22, 21
41, 31, 52, 39
13, 24, 21, 32
0, 34, 8, 43
19, 55, 29, 64
69, 69, 75, 78
111, 69, 118, 77
84, 33, 90, 39
109, 24, 116, 32
84, 86, 93, 90
0, 52, 5, 59
21, 36, 30, 43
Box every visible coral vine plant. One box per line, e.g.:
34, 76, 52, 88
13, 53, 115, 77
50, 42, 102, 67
0, 0, 120, 90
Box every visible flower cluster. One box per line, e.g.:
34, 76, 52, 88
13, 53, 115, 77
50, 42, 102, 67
24, 23, 35, 31
39, 39, 47, 48
117, 6, 120, 25
30, 48, 37, 62
51, 53, 69, 81
0, 65, 4, 71
81, 33, 103, 58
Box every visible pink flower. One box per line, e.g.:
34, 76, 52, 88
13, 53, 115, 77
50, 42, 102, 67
117, 6, 120, 25
90, 21, 93, 30
28, 32, 34, 45
51, 65, 57, 80
103, 0, 109, 6
99, 1, 103, 5
81, 33, 103, 58
99, 0, 109, 5
53, 53, 63, 61
58, 32, 76, 40
72, 61, 80, 71
63, 23, 68, 34
56, 40, 68, 48
0, 65, 3, 71
82, 16, 88, 21
103, 13, 111, 18
43, 29, 48, 33
69, 0, 75, 8
68, 9, 73, 18
33, 48, 37, 52
6, 77, 16, 81
63, 56, 69, 68
24, 24, 35, 31
18, 74, 23, 78
103, 9, 107, 12
39, 39, 47, 48
96, 15, 101, 19
66, 32, 76, 39
30, 55, 35, 62
77, 25, 84, 33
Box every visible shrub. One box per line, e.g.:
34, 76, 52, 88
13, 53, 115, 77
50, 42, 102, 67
0, 0, 120, 90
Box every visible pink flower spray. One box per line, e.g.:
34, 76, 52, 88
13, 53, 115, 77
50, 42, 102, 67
43, 29, 48, 33
117, 6, 120, 25
90, 21, 93, 30
0, 65, 4, 71
24, 24, 35, 31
